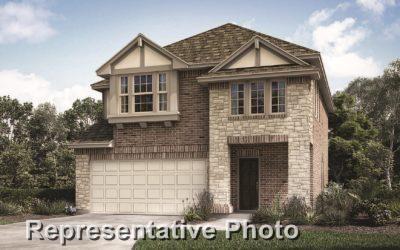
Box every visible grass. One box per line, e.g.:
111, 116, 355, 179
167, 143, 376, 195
134, 230, 400, 250
0, 219, 11, 225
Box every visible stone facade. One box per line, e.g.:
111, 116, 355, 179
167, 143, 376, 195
209, 77, 314, 211
75, 154, 90, 211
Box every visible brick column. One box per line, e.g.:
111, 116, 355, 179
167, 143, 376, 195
75, 154, 90, 211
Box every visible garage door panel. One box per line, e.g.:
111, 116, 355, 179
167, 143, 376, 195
133, 161, 147, 171
162, 175, 175, 185
105, 189, 118, 199
90, 159, 206, 215
133, 189, 146, 198
119, 162, 133, 172
105, 175, 118, 185
92, 189, 104, 199
119, 203, 132, 213
133, 175, 146, 184
133, 203, 146, 213
92, 175, 104, 185
177, 175, 191, 185
162, 161, 175, 171
148, 189, 160, 199
119, 175, 132, 185
147, 175, 160, 185
92, 162, 105, 172
119, 189, 132, 199
105, 162, 118, 172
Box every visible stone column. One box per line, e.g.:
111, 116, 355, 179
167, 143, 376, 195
75, 154, 90, 211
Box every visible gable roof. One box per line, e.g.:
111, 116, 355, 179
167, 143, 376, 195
210, 35, 309, 73
164, 23, 318, 65
96, 34, 188, 76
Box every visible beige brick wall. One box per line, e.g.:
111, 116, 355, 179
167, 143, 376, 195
209, 78, 314, 210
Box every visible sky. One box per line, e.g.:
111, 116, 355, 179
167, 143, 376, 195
0, 0, 399, 112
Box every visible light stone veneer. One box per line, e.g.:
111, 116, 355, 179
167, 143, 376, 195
209, 79, 314, 212
75, 154, 90, 211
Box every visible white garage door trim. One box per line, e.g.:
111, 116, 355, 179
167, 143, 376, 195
90, 159, 207, 215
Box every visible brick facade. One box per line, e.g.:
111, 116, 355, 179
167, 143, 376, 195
230, 143, 288, 211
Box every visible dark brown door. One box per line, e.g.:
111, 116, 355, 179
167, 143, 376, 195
239, 158, 259, 210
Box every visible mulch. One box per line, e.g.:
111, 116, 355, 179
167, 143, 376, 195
0, 214, 68, 224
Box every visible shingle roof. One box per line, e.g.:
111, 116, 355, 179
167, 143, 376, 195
203, 64, 318, 77
164, 23, 318, 65
76, 119, 113, 142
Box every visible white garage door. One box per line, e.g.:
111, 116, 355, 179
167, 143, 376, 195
90, 159, 207, 215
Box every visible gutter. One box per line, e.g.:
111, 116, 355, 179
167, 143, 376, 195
68, 140, 114, 149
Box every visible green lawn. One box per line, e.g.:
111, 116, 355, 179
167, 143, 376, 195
0, 219, 11, 225
135, 230, 400, 250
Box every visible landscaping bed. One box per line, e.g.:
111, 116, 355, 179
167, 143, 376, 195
0, 214, 68, 225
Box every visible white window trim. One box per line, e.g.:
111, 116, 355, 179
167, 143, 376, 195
158, 73, 168, 112
119, 76, 129, 114
270, 79, 286, 114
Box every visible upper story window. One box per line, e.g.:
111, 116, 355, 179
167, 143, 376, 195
314, 83, 320, 120
231, 83, 245, 115
158, 73, 167, 111
271, 81, 285, 113
120, 76, 129, 113
134, 75, 153, 112
250, 82, 264, 114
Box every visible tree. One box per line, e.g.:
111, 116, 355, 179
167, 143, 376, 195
346, 59, 400, 189
62, 97, 103, 141
329, 92, 387, 184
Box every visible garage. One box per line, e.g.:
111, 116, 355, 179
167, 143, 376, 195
89, 159, 207, 214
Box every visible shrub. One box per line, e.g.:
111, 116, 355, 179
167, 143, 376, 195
283, 196, 309, 224
388, 200, 400, 218
32, 199, 67, 215
315, 183, 356, 226
0, 188, 75, 204
0, 201, 22, 215
251, 197, 284, 224
360, 200, 392, 226
183, 190, 214, 222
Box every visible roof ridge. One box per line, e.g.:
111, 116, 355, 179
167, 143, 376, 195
226, 23, 319, 54
163, 23, 234, 48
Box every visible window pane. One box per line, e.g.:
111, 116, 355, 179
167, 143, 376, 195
250, 82, 264, 114
159, 93, 167, 111
135, 94, 153, 112
121, 77, 128, 94
231, 83, 244, 115
271, 81, 286, 113
159, 73, 167, 92
140, 75, 146, 83
120, 96, 128, 113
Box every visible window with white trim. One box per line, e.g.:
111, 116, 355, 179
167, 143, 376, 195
271, 81, 285, 113
120, 76, 129, 113
231, 83, 245, 115
250, 82, 264, 114
134, 75, 153, 112
315, 83, 320, 120
158, 73, 167, 111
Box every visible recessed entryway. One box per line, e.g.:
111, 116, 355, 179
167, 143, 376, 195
239, 158, 259, 210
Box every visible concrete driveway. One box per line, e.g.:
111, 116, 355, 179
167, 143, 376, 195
0, 213, 180, 250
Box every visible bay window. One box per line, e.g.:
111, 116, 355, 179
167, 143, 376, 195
120, 76, 129, 113
134, 75, 153, 112
158, 73, 167, 111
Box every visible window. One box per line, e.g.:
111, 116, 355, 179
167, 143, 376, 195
250, 82, 264, 114
158, 73, 167, 111
134, 75, 153, 112
231, 83, 245, 115
120, 76, 129, 113
271, 81, 285, 113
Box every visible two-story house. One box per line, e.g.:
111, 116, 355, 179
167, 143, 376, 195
71, 23, 332, 214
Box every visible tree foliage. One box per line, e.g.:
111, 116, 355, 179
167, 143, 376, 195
0, 96, 102, 189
